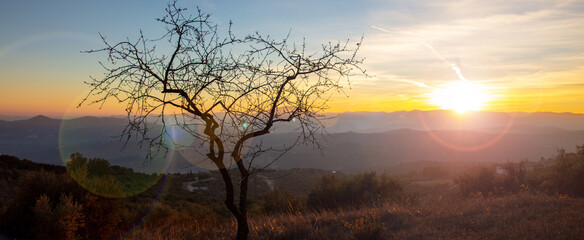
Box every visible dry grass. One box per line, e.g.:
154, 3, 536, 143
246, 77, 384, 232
393, 193, 584, 240
124, 192, 584, 239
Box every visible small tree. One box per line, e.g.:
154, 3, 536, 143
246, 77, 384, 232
83, 1, 364, 239
32, 193, 85, 240
553, 146, 584, 196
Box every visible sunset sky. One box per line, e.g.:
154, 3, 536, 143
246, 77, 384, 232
1, 0, 583, 118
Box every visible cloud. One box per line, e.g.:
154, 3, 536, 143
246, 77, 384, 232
356, 0, 584, 112
370, 25, 391, 34
363, 0, 583, 89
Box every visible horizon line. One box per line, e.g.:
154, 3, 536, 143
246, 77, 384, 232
2, 109, 584, 121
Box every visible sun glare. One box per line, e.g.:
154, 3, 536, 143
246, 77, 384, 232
429, 80, 491, 113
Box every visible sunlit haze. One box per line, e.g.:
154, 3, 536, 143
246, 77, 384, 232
429, 80, 491, 113
1, 0, 584, 118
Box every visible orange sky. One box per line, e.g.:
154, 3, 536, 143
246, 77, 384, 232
1, 0, 583, 118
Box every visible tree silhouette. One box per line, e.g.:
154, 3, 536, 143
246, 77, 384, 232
83, 1, 364, 239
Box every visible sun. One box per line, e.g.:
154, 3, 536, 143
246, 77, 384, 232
429, 80, 491, 113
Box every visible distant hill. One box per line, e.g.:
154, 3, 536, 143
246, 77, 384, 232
1, 111, 583, 173
253, 128, 584, 172
0, 154, 65, 174
0, 115, 201, 173
326, 111, 584, 133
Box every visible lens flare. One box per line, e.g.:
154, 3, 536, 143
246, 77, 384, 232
417, 111, 516, 152
429, 80, 491, 113
162, 124, 196, 151
59, 93, 171, 198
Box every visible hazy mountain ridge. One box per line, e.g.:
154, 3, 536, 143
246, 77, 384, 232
1, 111, 584, 173
257, 128, 584, 172
327, 111, 584, 133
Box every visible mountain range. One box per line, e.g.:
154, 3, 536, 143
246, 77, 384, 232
1, 111, 583, 173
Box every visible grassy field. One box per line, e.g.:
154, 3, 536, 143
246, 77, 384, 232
124, 192, 584, 240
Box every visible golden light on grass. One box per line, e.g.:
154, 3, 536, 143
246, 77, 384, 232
429, 80, 492, 113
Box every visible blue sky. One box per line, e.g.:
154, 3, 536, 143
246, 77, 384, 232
1, 0, 583, 117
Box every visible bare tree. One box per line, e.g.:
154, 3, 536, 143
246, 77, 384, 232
83, 1, 364, 239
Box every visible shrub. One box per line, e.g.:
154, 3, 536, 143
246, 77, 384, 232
456, 162, 531, 197
456, 166, 497, 196
553, 146, 584, 197
32, 193, 85, 240
307, 172, 404, 210
66, 153, 126, 198
4, 169, 80, 239
80, 193, 122, 239
250, 188, 304, 215
456, 145, 584, 198
4, 163, 123, 239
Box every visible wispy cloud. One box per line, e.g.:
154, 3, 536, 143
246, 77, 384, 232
359, 0, 584, 112
370, 25, 391, 34
399, 79, 433, 89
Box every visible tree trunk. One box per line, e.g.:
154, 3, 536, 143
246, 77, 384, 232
236, 173, 250, 240
215, 167, 243, 239
216, 166, 250, 240
235, 215, 249, 240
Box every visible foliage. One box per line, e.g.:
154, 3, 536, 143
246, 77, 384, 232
32, 193, 85, 240
69, 163, 126, 198
1, 155, 123, 239
455, 146, 584, 198
307, 172, 405, 210
4, 148, 584, 239
456, 166, 496, 196
67, 153, 160, 198
80, 193, 123, 239
250, 188, 304, 215
552, 146, 584, 197
456, 162, 530, 197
